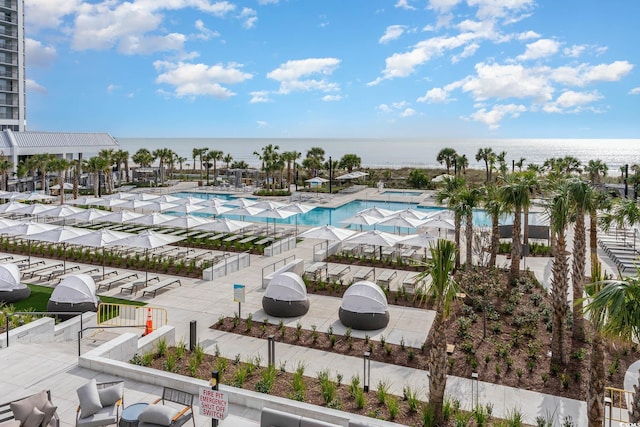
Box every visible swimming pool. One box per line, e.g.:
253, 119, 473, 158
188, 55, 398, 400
175, 192, 494, 229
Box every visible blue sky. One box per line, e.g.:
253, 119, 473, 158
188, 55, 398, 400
25, 0, 640, 139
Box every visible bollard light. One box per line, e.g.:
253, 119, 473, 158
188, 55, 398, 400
268, 335, 275, 367
211, 370, 219, 427
471, 372, 479, 408
363, 351, 371, 393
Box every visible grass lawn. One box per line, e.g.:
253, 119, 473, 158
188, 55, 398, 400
12, 284, 146, 312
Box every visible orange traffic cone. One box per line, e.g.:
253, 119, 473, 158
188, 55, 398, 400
143, 308, 153, 336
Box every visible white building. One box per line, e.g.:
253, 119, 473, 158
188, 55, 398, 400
0, 0, 25, 132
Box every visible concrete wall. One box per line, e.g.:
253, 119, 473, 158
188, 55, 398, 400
0, 312, 98, 348
261, 258, 304, 288
203, 252, 251, 281
264, 237, 297, 257
313, 242, 341, 262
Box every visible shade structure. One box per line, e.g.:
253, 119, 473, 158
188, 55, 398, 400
339, 281, 389, 330
141, 201, 179, 212
127, 212, 175, 227
224, 197, 257, 208
172, 196, 207, 205
0, 201, 27, 213
198, 197, 228, 208
356, 206, 396, 219
396, 231, 438, 259
39, 205, 86, 220
297, 225, 356, 242
154, 195, 184, 204
65, 196, 102, 206
111, 230, 185, 285
13, 203, 56, 216
377, 215, 426, 233
0, 263, 29, 303
195, 205, 232, 217
113, 199, 155, 211
65, 229, 136, 279
90, 198, 128, 208
64, 208, 110, 223
0, 221, 61, 267
18, 193, 57, 202
340, 213, 381, 231
345, 229, 401, 259
165, 204, 205, 215
421, 216, 455, 231
98, 210, 146, 223
262, 272, 310, 317
305, 177, 329, 184
253, 207, 297, 236
127, 193, 160, 201
103, 192, 137, 200
280, 202, 315, 232
27, 226, 92, 273
193, 218, 253, 233
252, 200, 286, 210
47, 274, 99, 319
432, 174, 455, 183
389, 207, 428, 220
226, 205, 265, 221
162, 214, 210, 231
336, 171, 368, 180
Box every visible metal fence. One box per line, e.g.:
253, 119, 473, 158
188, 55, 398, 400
97, 303, 168, 332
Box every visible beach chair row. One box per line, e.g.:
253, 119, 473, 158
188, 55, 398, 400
598, 236, 639, 271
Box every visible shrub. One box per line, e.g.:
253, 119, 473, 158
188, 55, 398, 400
386, 396, 399, 420
255, 365, 277, 393
376, 379, 390, 405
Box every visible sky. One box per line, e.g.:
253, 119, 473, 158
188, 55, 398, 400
24, 0, 640, 139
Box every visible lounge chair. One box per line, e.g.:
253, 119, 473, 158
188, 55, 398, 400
142, 278, 181, 298
328, 264, 350, 281
0, 389, 59, 427
376, 269, 397, 290
96, 273, 139, 291
304, 262, 327, 281
353, 267, 374, 281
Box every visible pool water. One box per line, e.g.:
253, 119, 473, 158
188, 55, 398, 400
176, 192, 494, 229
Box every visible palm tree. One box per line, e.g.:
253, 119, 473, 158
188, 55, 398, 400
436, 147, 457, 174
436, 176, 465, 268
208, 150, 223, 185
222, 153, 233, 171
83, 156, 107, 197
482, 183, 504, 268
176, 155, 187, 172
15, 161, 27, 192
520, 170, 539, 247
339, 153, 361, 173
496, 150, 508, 177
112, 150, 129, 184
132, 148, 153, 167
455, 154, 468, 175
546, 180, 571, 367
417, 239, 458, 425
0, 158, 12, 191
476, 147, 495, 182
152, 148, 173, 185
583, 267, 640, 425
585, 159, 609, 262
499, 173, 532, 280
192, 148, 199, 175
281, 151, 299, 190
515, 157, 526, 171
99, 149, 115, 194
567, 178, 593, 342
71, 159, 80, 199
302, 147, 325, 178
458, 186, 482, 267
254, 144, 281, 192
49, 158, 69, 204
197, 148, 208, 179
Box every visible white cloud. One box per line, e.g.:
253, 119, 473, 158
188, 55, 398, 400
322, 95, 342, 102
461, 62, 554, 102
417, 87, 453, 103
239, 8, 257, 29
517, 38, 559, 61
551, 61, 634, 87
377, 101, 416, 118
267, 58, 341, 94
517, 31, 540, 40
400, 108, 417, 117
119, 33, 186, 55
395, 0, 416, 10
563, 44, 587, 58
194, 20, 220, 40
452, 42, 479, 63
258, 0, 279, 4
154, 60, 253, 98
249, 91, 271, 103
543, 90, 602, 113
107, 84, 120, 93
25, 38, 57, 67
470, 104, 527, 129
257, 121, 269, 127
630, 87, 640, 95
25, 0, 81, 31
377, 104, 392, 113
379, 25, 406, 44
26, 79, 47, 95
428, 0, 462, 13
467, 0, 535, 21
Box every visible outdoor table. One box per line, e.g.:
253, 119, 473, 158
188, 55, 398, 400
119, 402, 148, 427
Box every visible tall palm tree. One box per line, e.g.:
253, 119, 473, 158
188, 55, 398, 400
567, 178, 593, 342
71, 159, 80, 199
476, 147, 495, 182
546, 180, 571, 367
585, 159, 609, 262
198, 148, 208, 179
583, 267, 640, 426
0, 158, 12, 191
499, 173, 532, 280
436, 176, 465, 268
458, 186, 482, 267
99, 149, 115, 194
436, 147, 457, 174
49, 158, 69, 204
302, 147, 325, 178
482, 183, 504, 268
83, 156, 107, 197
208, 150, 223, 185
254, 144, 280, 192
176, 155, 187, 172
16, 161, 27, 192
192, 148, 199, 175
417, 239, 458, 425
152, 148, 173, 185
222, 153, 233, 171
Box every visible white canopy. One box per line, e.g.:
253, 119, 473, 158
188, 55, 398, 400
340, 281, 388, 314
50, 274, 98, 304
265, 272, 307, 302
0, 263, 21, 291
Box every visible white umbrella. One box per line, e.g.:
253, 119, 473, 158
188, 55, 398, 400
345, 229, 401, 260
154, 195, 184, 204
305, 177, 329, 184
128, 193, 160, 201
396, 231, 438, 260
199, 197, 228, 208
172, 196, 207, 206
194, 218, 253, 233
0, 221, 61, 267
65, 208, 110, 223
432, 174, 455, 183
65, 229, 136, 279
252, 200, 286, 210
253, 207, 297, 236
90, 198, 128, 208
98, 210, 146, 224
162, 215, 210, 232
141, 201, 180, 212
226, 205, 265, 221
66, 196, 102, 206
340, 213, 381, 231
390, 207, 429, 220
113, 199, 155, 211
297, 225, 356, 258
377, 215, 426, 234
111, 230, 185, 285
421, 216, 456, 237
103, 192, 137, 200
165, 204, 205, 215
127, 212, 174, 227
224, 197, 257, 208
27, 226, 92, 273
280, 202, 315, 232
13, 203, 55, 216
40, 205, 86, 220
18, 193, 57, 202
356, 206, 396, 219
195, 205, 232, 217
0, 201, 28, 214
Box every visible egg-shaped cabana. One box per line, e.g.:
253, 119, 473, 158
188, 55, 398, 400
0, 263, 30, 303
262, 272, 310, 317
339, 281, 389, 330
47, 274, 100, 319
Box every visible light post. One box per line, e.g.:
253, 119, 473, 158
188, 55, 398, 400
363, 351, 371, 393
471, 372, 479, 408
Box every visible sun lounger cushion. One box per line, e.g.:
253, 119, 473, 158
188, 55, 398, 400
77, 380, 103, 418
138, 405, 179, 426
97, 383, 123, 407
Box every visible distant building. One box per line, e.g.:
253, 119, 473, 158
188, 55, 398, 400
0, 0, 25, 132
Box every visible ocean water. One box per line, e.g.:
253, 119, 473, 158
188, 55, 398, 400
116, 137, 640, 170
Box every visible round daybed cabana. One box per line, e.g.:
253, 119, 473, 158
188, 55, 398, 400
47, 274, 100, 320
262, 272, 310, 317
339, 281, 389, 330
0, 263, 30, 303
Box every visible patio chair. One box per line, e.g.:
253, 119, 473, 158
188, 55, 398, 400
76, 380, 124, 427
138, 387, 195, 427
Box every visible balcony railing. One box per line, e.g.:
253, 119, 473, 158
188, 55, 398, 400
0, 2, 16, 10
0, 29, 16, 37
0, 71, 17, 78
0, 112, 18, 119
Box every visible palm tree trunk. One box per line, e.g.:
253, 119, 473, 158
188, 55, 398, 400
587, 331, 605, 427
551, 232, 569, 366
427, 311, 447, 425
454, 213, 461, 269
510, 207, 522, 279
490, 212, 499, 267
523, 205, 530, 245
589, 209, 598, 265
93, 172, 99, 197
465, 211, 473, 267
572, 211, 587, 342
58, 174, 64, 205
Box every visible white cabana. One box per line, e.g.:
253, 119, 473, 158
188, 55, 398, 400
47, 274, 100, 318
339, 281, 389, 330
263, 272, 310, 317
0, 263, 30, 303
